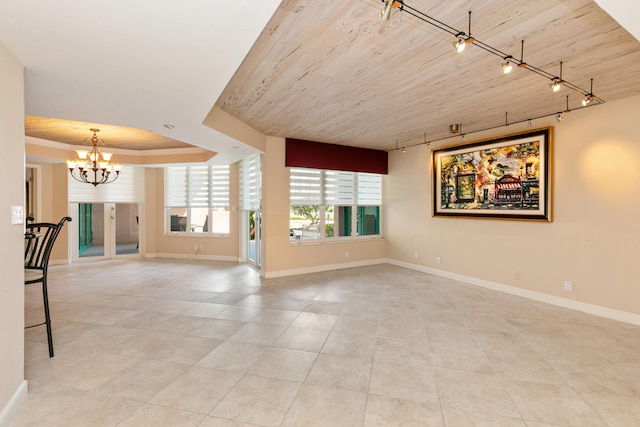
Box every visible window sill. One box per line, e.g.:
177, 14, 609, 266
165, 232, 230, 238
289, 235, 383, 246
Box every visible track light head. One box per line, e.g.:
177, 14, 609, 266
501, 56, 514, 74
453, 34, 466, 53
380, 0, 401, 20
550, 79, 564, 92
555, 113, 564, 122
449, 123, 460, 134
582, 94, 595, 106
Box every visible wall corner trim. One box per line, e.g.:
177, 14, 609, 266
0, 380, 28, 427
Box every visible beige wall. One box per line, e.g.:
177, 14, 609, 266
386, 94, 640, 318
262, 136, 387, 276
27, 162, 71, 263
0, 42, 26, 422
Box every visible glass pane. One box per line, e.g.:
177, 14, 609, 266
324, 205, 334, 238
331, 206, 352, 237
79, 203, 105, 257
115, 203, 139, 255
210, 208, 230, 234
357, 205, 380, 236
290, 205, 321, 240
190, 207, 208, 233
169, 207, 187, 232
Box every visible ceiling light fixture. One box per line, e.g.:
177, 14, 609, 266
67, 128, 122, 187
449, 123, 460, 134
550, 61, 565, 92
582, 78, 596, 106
451, 11, 475, 53
555, 113, 564, 122
377, 2, 602, 106
502, 56, 513, 74
453, 32, 466, 53
380, 0, 401, 20
518, 40, 527, 69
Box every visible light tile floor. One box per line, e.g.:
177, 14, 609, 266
12, 259, 640, 426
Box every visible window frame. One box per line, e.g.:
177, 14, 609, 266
165, 165, 230, 236
289, 168, 382, 243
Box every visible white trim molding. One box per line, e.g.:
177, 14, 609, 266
0, 380, 27, 427
388, 259, 640, 327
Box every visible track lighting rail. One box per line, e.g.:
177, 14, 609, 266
379, 0, 604, 104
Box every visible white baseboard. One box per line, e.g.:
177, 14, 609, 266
153, 253, 238, 262
263, 258, 388, 279
388, 259, 640, 327
125, 254, 640, 326
0, 380, 27, 427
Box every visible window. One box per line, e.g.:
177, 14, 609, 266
239, 153, 261, 211
165, 165, 230, 234
289, 168, 381, 241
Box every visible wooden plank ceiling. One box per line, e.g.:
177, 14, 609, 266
216, 0, 640, 151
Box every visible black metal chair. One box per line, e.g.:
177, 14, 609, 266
24, 216, 72, 357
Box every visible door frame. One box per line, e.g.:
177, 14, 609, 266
70, 202, 143, 262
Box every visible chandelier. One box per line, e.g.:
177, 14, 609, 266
67, 128, 122, 186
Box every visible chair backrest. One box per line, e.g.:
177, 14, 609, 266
25, 217, 72, 272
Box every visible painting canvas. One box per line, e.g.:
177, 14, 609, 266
433, 127, 552, 221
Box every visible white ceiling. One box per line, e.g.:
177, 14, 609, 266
0, 0, 638, 163
0, 0, 280, 163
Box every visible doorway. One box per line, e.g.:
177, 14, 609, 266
246, 210, 261, 267
75, 202, 139, 260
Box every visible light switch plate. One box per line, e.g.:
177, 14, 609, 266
11, 205, 24, 225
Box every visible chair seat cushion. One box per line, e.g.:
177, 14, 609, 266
25, 269, 44, 282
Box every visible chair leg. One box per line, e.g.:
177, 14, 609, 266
41, 279, 54, 357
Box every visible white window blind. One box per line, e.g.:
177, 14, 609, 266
289, 168, 382, 206
165, 165, 229, 208
188, 166, 210, 207
166, 167, 187, 206
356, 173, 382, 205
210, 165, 230, 208
290, 168, 322, 205
240, 154, 261, 210
325, 170, 355, 205
68, 165, 144, 203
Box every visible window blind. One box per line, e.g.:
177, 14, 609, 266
210, 165, 230, 208
356, 173, 382, 205
239, 154, 261, 210
290, 168, 322, 205
325, 170, 354, 205
289, 168, 382, 205
68, 165, 144, 203
165, 165, 229, 208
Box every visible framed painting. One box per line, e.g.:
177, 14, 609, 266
432, 127, 552, 221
